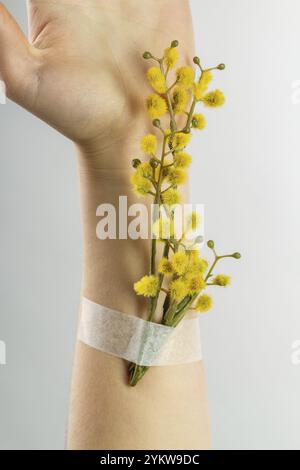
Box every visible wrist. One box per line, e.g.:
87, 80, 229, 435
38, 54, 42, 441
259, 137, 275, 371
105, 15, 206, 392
75, 115, 149, 171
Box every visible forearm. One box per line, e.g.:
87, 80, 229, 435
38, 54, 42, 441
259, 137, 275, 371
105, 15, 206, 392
76, 139, 150, 315
0, 0, 211, 449
67, 144, 211, 450
68, 345, 211, 450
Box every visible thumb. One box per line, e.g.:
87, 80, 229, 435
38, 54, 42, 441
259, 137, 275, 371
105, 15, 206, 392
0, 2, 38, 107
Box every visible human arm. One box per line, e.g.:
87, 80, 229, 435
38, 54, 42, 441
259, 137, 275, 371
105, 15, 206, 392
0, 0, 211, 449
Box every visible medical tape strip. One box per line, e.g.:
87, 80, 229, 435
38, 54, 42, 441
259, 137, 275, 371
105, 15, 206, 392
78, 297, 202, 367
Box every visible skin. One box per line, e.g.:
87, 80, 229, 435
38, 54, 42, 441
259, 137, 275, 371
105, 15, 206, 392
0, 0, 212, 449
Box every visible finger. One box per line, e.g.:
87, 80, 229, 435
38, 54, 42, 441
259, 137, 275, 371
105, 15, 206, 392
0, 2, 39, 107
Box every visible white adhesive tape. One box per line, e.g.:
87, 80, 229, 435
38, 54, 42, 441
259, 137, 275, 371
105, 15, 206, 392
78, 298, 202, 366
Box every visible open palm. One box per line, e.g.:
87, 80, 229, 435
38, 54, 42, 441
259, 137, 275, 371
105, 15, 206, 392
0, 0, 194, 156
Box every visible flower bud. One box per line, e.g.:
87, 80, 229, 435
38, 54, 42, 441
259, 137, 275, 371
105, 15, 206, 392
132, 158, 141, 168
207, 240, 214, 249
217, 63, 225, 70
171, 40, 179, 48
232, 252, 241, 259
150, 158, 158, 168
193, 56, 201, 65
143, 52, 152, 59
152, 119, 161, 128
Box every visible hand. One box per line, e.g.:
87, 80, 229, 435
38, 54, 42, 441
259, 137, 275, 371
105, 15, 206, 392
0, 0, 194, 162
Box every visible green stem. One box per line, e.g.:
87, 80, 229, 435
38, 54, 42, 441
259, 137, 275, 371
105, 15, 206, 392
148, 242, 169, 322
163, 300, 177, 326
160, 185, 174, 194
129, 59, 179, 386
204, 252, 234, 283
166, 79, 178, 94
150, 237, 156, 276
172, 294, 197, 327
147, 136, 168, 320
205, 255, 219, 282
183, 68, 204, 132
183, 98, 196, 132
129, 364, 149, 386
159, 62, 177, 131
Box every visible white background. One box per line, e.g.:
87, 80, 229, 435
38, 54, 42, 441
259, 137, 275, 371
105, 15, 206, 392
0, 0, 300, 449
